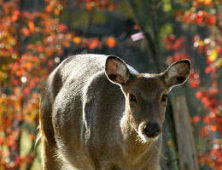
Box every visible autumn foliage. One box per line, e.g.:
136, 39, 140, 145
165, 0, 222, 169
0, 0, 74, 169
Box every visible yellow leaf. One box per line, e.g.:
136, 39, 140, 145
198, 40, 204, 47
215, 58, 222, 67
208, 49, 217, 62
203, 0, 212, 5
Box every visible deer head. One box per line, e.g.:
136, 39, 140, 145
105, 55, 190, 143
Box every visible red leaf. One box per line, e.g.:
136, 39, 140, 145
24, 88, 31, 95
207, 16, 216, 26
196, 91, 202, 99
196, 16, 203, 25
205, 67, 211, 74
203, 116, 211, 123
27, 44, 34, 50
190, 81, 198, 88
0, 137, 4, 145
190, 116, 200, 123
58, 24, 68, 32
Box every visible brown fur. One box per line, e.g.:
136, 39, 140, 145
39, 54, 190, 170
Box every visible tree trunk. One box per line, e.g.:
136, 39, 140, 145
171, 96, 199, 170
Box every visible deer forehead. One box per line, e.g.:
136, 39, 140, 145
129, 75, 168, 97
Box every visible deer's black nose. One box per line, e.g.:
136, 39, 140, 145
143, 122, 161, 138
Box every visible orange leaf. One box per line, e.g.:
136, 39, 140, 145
54, 9, 60, 16
134, 24, 139, 30
86, 3, 93, 11
29, 134, 35, 141
22, 27, 30, 36
25, 62, 33, 71
106, 37, 116, 48
204, 0, 212, 5
37, 45, 43, 52
211, 125, 217, 132
45, 5, 52, 13
28, 21, 35, 32
88, 38, 99, 50
73, 37, 82, 44
12, 10, 20, 21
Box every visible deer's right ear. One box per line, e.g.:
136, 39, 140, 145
105, 55, 131, 86
162, 60, 191, 89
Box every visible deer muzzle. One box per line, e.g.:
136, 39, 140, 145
138, 121, 162, 143
143, 122, 161, 138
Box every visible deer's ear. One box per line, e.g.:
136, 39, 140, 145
162, 60, 191, 89
105, 55, 131, 86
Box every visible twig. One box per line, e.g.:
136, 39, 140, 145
145, 0, 160, 54
25, 129, 40, 170
84, 8, 95, 37
126, 0, 160, 72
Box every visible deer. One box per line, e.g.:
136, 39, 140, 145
39, 54, 190, 170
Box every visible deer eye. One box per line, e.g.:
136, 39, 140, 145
161, 94, 168, 103
129, 93, 137, 103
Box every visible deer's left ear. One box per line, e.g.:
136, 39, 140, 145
162, 60, 191, 89
105, 55, 131, 86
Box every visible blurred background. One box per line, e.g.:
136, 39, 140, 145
0, 0, 221, 169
